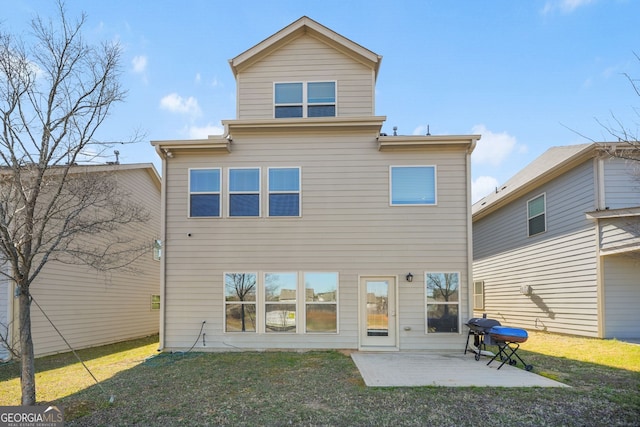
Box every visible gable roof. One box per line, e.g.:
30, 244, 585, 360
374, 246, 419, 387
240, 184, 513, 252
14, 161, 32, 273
472, 143, 596, 220
229, 16, 382, 79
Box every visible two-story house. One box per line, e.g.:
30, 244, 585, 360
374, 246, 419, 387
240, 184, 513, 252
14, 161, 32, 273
472, 143, 640, 339
0, 163, 161, 360
152, 17, 479, 352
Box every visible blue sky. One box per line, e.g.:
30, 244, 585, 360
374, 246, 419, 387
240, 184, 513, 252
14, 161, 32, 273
3, 0, 639, 202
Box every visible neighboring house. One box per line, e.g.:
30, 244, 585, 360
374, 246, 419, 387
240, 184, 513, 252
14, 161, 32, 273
472, 143, 640, 339
0, 163, 161, 360
152, 17, 479, 352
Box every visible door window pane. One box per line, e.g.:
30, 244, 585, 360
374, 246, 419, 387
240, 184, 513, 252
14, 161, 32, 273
366, 280, 389, 336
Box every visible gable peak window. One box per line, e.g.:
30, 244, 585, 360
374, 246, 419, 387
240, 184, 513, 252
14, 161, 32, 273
275, 82, 336, 118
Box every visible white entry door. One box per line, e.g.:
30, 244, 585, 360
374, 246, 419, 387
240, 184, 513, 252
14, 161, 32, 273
359, 276, 397, 348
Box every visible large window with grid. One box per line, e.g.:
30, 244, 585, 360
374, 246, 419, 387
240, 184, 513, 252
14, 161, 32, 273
304, 272, 338, 333
265, 273, 297, 333
224, 273, 257, 332
426, 272, 460, 333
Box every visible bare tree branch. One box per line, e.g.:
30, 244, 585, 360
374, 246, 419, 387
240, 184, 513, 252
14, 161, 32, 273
0, 1, 147, 405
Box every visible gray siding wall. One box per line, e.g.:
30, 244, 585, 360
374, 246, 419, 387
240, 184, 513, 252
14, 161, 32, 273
602, 254, 640, 338
236, 35, 375, 119
473, 160, 600, 336
603, 156, 640, 209
163, 132, 472, 351
28, 168, 161, 357
599, 217, 640, 254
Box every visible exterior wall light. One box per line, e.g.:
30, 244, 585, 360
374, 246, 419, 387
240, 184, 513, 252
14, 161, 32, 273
406, 273, 413, 282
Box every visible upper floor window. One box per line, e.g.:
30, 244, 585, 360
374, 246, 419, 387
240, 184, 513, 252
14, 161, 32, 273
229, 168, 260, 217
268, 167, 301, 217
274, 82, 336, 118
189, 168, 220, 217
527, 193, 546, 236
390, 166, 437, 206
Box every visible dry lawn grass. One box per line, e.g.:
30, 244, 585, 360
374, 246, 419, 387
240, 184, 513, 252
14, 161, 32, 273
1, 332, 639, 426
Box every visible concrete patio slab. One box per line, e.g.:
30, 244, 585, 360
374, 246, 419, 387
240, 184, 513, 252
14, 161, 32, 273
351, 351, 569, 387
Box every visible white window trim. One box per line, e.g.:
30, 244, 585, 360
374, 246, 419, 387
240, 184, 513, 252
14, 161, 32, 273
151, 294, 160, 311
527, 193, 547, 237
273, 81, 337, 118
425, 271, 461, 334
264, 272, 299, 334
303, 272, 339, 334
389, 165, 438, 206
473, 280, 484, 310
227, 167, 261, 217
188, 167, 221, 218
222, 271, 339, 335
223, 272, 259, 333
267, 166, 302, 218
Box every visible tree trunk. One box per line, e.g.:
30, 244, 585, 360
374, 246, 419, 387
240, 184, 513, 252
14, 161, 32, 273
19, 286, 36, 405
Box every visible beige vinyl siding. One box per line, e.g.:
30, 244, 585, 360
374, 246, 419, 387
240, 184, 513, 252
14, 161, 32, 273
473, 160, 600, 337
602, 254, 640, 338
27, 168, 160, 357
236, 35, 375, 119
163, 133, 471, 351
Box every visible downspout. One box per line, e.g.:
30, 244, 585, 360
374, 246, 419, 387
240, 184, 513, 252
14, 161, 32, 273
155, 146, 169, 351
594, 157, 606, 338
466, 137, 479, 320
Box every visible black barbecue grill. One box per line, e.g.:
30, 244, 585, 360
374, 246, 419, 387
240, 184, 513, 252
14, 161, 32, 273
465, 317, 533, 371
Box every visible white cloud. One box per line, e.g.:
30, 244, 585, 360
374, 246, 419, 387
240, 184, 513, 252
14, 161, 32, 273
159, 93, 202, 118
132, 55, 147, 74
412, 125, 432, 136
195, 73, 201, 84
472, 176, 500, 204
188, 124, 224, 139
542, 0, 595, 14
471, 124, 520, 167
